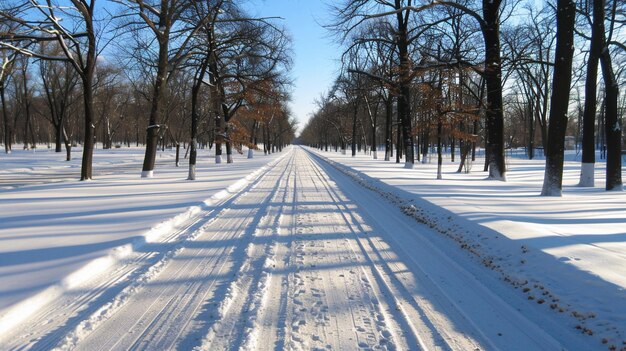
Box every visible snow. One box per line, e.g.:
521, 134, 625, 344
311, 147, 626, 347
0, 145, 283, 338
0, 145, 623, 350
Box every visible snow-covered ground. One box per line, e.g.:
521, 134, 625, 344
0, 145, 623, 350
0, 146, 284, 336
310, 146, 626, 349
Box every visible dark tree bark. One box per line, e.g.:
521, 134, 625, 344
450, 136, 455, 162
599, 19, 622, 190
482, 0, 506, 179
369, 99, 378, 160
396, 115, 402, 163
79, 4, 97, 180
437, 117, 443, 179
63, 127, 71, 162
0, 52, 15, 154
188, 57, 208, 180
472, 119, 478, 161
541, 0, 576, 196
422, 126, 430, 163
396, 3, 415, 168
142, 36, 169, 177
578, 0, 604, 187
384, 96, 393, 161
351, 96, 359, 157
80, 75, 94, 179
528, 99, 535, 160
20, 64, 34, 149
1, 83, 11, 154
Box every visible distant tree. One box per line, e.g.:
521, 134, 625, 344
331, 1, 422, 168
504, 5, 555, 160
38, 50, 80, 160
12, 57, 36, 149
0, 50, 16, 154
93, 63, 127, 150
441, 1, 509, 179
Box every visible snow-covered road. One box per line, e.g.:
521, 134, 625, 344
2, 147, 595, 350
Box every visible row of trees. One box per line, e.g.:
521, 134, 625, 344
300, 0, 625, 194
0, 0, 296, 180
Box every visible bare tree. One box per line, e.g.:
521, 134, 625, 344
114, 0, 200, 177
38, 46, 80, 160
1, 0, 100, 180
541, 0, 577, 196
0, 50, 16, 153
599, 0, 623, 191
331, 1, 424, 168
577, 0, 604, 186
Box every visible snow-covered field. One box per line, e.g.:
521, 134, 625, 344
0, 145, 623, 350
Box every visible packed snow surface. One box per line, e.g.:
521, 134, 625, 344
0, 145, 623, 350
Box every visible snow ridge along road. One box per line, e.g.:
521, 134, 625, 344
4, 146, 596, 350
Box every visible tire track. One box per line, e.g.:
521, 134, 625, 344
38, 150, 294, 351
280, 150, 393, 350
193, 152, 297, 351
304, 147, 569, 351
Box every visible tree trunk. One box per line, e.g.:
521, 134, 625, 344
208, 47, 226, 164
263, 124, 268, 155
80, 87, 93, 179
396, 3, 414, 168
371, 109, 378, 160
482, 0, 506, 180
23, 104, 31, 149
396, 119, 402, 163
422, 129, 429, 163
384, 97, 392, 161
437, 118, 443, 179
599, 31, 622, 191
450, 136, 455, 162
578, 0, 603, 187
1, 85, 11, 154
80, 29, 97, 181
351, 100, 358, 157
457, 143, 471, 173
55, 123, 63, 153
175, 143, 180, 167
528, 99, 535, 159
457, 121, 467, 172
472, 119, 478, 161
226, 138, 233, 163
248, 120, 258, 159
63, 127, 71, 161
541, 0, 576, 196
141, 39, 168, 178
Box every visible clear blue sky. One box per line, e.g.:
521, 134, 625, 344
247, 0, 340, 133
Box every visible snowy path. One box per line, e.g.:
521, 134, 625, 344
2, 147, 594, 350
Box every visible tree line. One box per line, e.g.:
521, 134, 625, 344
299, 0, 625, 195
0, 0, 296, 180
